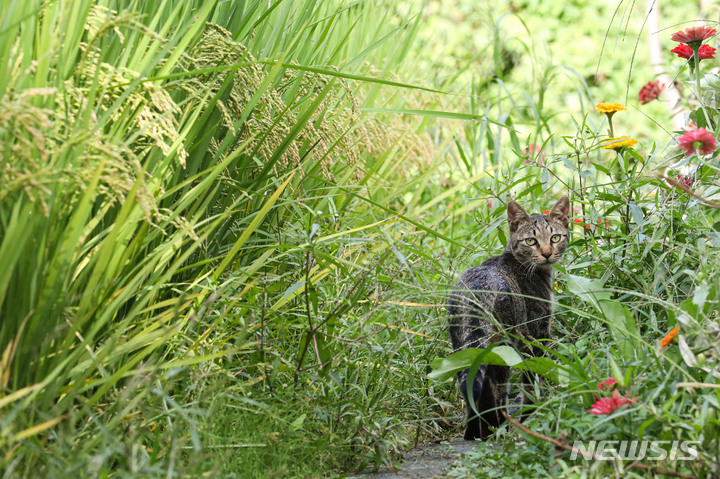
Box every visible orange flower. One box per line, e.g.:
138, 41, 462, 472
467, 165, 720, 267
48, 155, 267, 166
660, 327, 680, 349
602, 136, 638, 150
596, 102, 627, 114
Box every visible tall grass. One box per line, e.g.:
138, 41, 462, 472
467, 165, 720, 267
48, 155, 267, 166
0, 0, 464, 476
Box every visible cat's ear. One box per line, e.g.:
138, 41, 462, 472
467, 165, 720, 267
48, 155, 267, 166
548, 196, 570, 227
507, 200, 531, 232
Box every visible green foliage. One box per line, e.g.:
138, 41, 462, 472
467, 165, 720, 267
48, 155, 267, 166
3, 0, 720, 477
429, 345, 560, 384
428, 3, 720, 473
0, 0, 450, 476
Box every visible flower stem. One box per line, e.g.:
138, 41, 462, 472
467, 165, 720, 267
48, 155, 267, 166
692, 45, 711, 128
607, 113, 615, 138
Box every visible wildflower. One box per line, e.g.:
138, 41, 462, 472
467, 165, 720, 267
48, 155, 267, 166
595, 102, 627, 114
521, 143, 545, 165
671, 44, 716, 62
676, 175, 693, 188
543, 210, 550, 214
660, 327, 680, 349
671, 26, 717, 47
572, 218, 591, 229
678, 127, 717, 156
597, 377, 618, 390
594, 377, 620, 401
638, 80, 663, 104
589, 390, 636, 415
601, 136, 638, 150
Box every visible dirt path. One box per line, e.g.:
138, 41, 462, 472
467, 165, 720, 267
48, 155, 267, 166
349, 438, 478, 479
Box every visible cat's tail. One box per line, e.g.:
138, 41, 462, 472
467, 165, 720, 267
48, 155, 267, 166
458, 366, 486, 440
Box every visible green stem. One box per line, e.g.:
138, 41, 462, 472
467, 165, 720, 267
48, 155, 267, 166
692, 45, 711, 128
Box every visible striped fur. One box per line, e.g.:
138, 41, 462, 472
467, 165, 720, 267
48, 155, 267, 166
448, 196, 569, 440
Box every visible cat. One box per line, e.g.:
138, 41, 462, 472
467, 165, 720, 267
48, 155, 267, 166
448, 196, 569, 440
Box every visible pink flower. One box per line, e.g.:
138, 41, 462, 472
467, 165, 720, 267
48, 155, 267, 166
678, 128, 717, 156
589, 390, 636, 415
638, 80, 663, 104
521, 143, 545, 165
671, 44, 716, 60
671, 26, 717, 45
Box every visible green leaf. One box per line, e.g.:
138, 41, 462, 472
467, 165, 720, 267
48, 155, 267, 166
290, 413, 307, 431
608, 355, 625, 388
282, 280, 307, 301
678, 336, 698, 368
429, 346, 559, 383
599, 300, 638, 360
362, 108, 517, 129
628, 202, 644, 227
690, 108, 709, 129
566, 274, 611, 310
259, 61, 441, 93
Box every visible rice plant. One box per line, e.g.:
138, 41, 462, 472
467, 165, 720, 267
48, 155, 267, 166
3, 0, 719, 477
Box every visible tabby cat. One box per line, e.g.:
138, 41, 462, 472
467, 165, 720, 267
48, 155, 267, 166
448, 196, 569, 440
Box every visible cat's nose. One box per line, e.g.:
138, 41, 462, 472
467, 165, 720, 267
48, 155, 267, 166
541, 250, 552, 258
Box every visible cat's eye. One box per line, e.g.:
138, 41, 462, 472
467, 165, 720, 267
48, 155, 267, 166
525, 238, 537, 246
550, 234, 561, 243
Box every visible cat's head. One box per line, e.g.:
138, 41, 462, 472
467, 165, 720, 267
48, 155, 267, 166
506, 196, 570, 268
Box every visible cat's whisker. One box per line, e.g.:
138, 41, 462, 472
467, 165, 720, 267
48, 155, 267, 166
527, 263, 537, 280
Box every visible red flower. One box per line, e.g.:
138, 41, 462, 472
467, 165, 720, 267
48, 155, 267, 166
671, 44, 716, 60
671, 26, 717, 45
678, 128, 717, 156
596, 218, 611, 228
589, 390, 636, 415
573, 218, 610, 230
676, 175, 693, 188
594, 377, 621, 401
597, 377, 618, 390
638, 80, 663, 104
